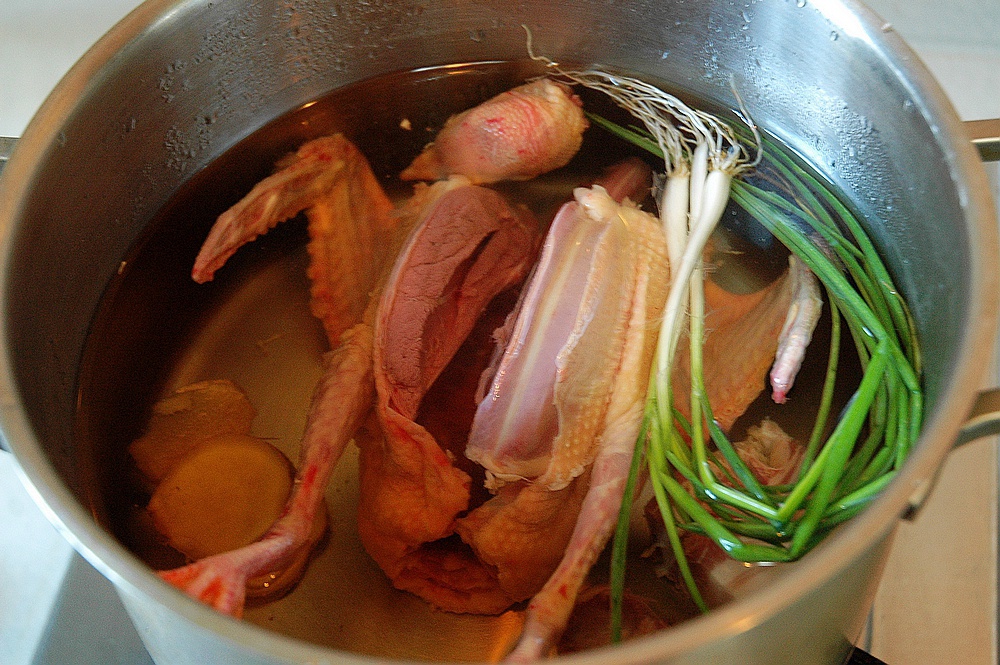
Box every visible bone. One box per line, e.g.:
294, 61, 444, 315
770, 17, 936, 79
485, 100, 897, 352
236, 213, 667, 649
466, 161, 656, 489
466, 190, 640, 486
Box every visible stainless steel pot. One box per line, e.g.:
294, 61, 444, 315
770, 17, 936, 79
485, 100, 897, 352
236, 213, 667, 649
0, 1, 998, 663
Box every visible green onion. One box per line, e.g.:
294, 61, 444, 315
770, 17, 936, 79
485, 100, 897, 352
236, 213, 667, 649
579, 105, 921, 633
530, 55, 921, 638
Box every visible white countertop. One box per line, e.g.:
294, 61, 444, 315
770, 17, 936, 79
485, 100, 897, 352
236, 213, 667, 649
0, 1, 998, 664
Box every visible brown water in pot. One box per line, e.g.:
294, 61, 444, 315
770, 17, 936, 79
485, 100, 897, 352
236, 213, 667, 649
75, 60, 860, 661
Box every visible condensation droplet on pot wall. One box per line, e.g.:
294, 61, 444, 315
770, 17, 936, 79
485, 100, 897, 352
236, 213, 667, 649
163, 126, 197, 173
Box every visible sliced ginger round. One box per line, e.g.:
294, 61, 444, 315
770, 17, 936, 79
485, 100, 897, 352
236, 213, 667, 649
129, 379, 256, 483
148, 433, 293, 560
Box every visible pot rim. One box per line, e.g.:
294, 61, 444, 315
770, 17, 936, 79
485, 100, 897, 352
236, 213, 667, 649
0, 0, 997, 662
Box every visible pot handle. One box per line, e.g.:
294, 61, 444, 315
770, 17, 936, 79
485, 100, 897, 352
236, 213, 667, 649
954, 388, 1000, 447
901, 387, 1000, 519
953, 121, 1000, 442
899, 120, 999, 518
952, 119, 1000, 447
968, 119, 1000, 162
0, 136, 15, 176
0, 138, 14, 452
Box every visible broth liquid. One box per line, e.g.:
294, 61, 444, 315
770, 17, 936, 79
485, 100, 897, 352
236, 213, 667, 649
78, 60, 860, 661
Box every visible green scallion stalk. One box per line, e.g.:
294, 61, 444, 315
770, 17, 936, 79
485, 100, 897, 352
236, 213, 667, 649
591, 114, 922, 635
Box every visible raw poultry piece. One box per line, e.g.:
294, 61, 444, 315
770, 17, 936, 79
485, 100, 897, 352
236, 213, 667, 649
359, 160, 655, 616
732, 418, 805, 486
468, 184, 669, 661
770, 255, 824, 404
162, 78, 586, 613
651, 419, 806, 610
401, 78, 588, 184
498, 252, 815, 661
160, 134, 403, 614
671, 254, 818, 433
191, 134, 400, 342
360, 178, 541, 614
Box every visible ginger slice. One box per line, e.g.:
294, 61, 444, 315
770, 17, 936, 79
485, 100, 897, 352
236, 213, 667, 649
147, 433, 294, 560
129, 379, 256, 483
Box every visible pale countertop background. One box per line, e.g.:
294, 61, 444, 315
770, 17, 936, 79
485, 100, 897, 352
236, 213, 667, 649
1, 1, 999, 664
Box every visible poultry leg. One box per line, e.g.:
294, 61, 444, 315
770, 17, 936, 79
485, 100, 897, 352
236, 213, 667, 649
162, 135, 399, 612
159, 316, 374, 614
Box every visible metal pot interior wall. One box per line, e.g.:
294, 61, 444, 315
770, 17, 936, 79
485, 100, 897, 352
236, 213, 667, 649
0, 0, 994, 663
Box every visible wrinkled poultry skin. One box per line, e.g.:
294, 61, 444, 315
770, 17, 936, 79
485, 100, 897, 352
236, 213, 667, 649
477, 185, 671, 661
191, 133, 400, 343
466, 188, 647, 486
